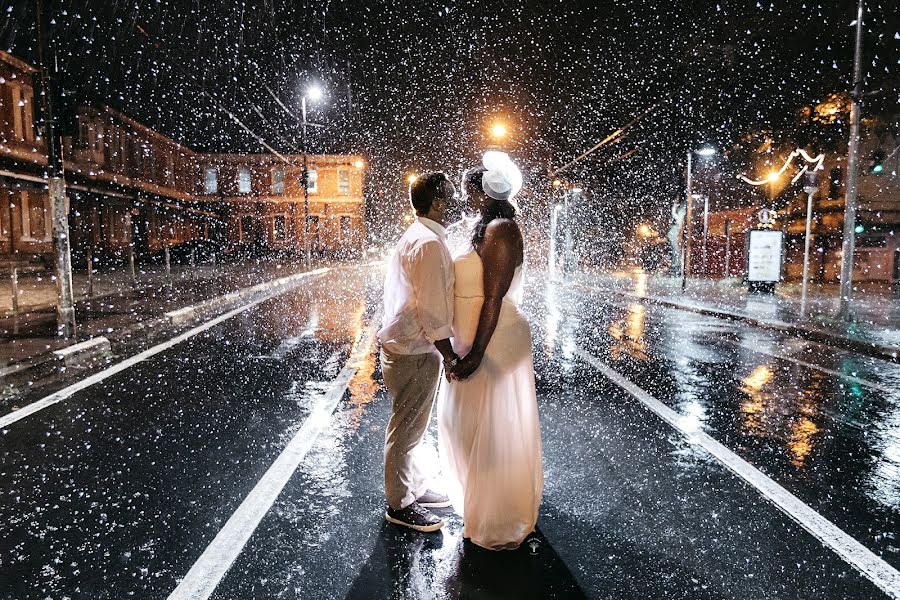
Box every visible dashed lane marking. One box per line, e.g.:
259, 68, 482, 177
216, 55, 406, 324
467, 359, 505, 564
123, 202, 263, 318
575, 347, 900, 600
0, 269, 331, 431
166, 315, 380, 600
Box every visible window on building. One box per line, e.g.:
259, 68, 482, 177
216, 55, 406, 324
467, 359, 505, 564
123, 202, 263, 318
10, 86, 23, 140
307, 169, 318, 193
20, 192, 51, 241
338, 169, 350, 195
238, 168, 252, 194
240, 215, 254, 242
204, 167, 218, 194
272, 169, 285, 194
274, 215, 287, 241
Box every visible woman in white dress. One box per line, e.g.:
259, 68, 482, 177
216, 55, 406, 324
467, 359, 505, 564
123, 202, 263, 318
438, 152, 543, 551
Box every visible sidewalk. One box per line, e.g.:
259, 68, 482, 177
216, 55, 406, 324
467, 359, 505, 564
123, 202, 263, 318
0, 259, 329, 376
571, 269, 900, 363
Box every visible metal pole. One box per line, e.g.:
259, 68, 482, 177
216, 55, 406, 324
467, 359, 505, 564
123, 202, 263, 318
36, 0, 75, 337
302, 96, 311, 265
724, 220, 731, 277
800, 190, 815, 319
190, 248, 196, 280
681, 151, 693, 292
702, 194, 709, 276
11, 267, 19, 313
838, 0, 865, 319
564, 192, 574, 281
164, 245, 171, 282
86, 252, 93, 298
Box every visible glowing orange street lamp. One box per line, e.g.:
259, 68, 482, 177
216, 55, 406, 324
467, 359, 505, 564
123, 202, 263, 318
407, 174, 418, 184
490, 121, 508, 140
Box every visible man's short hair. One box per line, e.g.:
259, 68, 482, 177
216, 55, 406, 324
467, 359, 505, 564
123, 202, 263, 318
410, 172, 450, 215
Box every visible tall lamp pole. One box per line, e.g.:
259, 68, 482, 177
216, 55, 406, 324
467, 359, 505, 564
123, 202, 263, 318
301, 85, 323, 265
800, 171, 820, 319
681, 146, 716, 292
36, 0, 75, 337
837, 0, 865, 319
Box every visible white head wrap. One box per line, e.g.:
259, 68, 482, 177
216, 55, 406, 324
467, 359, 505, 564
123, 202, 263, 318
481, 151, 522, 202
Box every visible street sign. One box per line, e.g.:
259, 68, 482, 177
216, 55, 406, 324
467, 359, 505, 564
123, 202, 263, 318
756, 208, 775, 226
747, 229, 784, 282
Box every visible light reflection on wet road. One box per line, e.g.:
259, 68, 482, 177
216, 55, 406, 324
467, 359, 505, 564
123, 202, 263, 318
1, 265, 899, 598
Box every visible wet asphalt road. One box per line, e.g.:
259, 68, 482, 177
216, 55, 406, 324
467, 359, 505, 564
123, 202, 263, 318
1, 263, 899, 599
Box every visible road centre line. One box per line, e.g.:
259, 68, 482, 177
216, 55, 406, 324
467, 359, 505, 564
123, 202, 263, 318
574, 347, 900, 599
166, 316, 380, 600
0, 269, 330, 431
574, 284, 897, 396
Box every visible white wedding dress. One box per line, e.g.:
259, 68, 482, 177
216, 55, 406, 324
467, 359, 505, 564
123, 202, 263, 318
437, 250, 543, 550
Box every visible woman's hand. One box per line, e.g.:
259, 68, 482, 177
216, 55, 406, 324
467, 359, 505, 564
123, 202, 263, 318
450, 348, 484, 381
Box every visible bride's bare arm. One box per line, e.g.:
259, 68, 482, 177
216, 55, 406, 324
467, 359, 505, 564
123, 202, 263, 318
450, 219, 522, 380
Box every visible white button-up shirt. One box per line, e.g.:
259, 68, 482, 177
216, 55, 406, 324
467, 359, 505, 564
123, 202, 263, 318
378, 217, 455, 355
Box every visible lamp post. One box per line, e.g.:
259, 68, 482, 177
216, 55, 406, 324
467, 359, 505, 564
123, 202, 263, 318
800, 171, 820, 319
301, 84, 323, 265
837, 0, 865, 320
681, 146, 716, 292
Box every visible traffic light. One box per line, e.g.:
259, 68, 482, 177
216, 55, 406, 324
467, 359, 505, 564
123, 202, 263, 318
854, 224, 865, 234
868, 149, 885, 174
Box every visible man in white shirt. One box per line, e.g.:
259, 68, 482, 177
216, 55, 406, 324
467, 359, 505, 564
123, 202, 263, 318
378, 172, 460, 533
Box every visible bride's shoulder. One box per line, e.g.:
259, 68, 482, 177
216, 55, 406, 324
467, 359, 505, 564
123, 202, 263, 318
483, 218, 521, 240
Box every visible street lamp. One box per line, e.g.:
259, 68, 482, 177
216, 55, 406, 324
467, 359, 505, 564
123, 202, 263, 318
490, 121, 508, 140
407, 174, 418, 185
681, 145, 717, 292
301, 84, 323, 264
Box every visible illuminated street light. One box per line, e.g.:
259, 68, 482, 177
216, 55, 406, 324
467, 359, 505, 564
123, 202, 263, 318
552, 179, 562, 187
696, 146, 717, 157
301, 83, 325, 264
353, 159, 365, 169
407, 174, 418, 184
638, 224, 655, 238
307, 84, 323, 101
767, 170, 780, 182
490, 121, 508, 139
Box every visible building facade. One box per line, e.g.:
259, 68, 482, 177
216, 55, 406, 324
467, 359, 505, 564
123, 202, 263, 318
198, 153, 365, 257
683, 131, 900, 283
0, 50, 365, 271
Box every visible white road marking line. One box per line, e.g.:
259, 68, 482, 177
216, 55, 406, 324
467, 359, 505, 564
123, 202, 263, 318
0, 270, 330, 430
575, 285, 898, 397
166, 317, 380, 600
574, 347, 900, 600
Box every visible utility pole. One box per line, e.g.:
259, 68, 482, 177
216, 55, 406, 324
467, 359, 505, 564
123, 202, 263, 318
837, 0, 865, 320
301, 95, 311, 264
36, 0, 75, 337
681, 151, 693, 292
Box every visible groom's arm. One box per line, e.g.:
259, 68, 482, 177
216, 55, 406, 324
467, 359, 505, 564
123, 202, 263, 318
408, 241, 458, 365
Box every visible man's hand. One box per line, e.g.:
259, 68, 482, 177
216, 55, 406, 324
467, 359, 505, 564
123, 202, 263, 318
450, 348, 484, 381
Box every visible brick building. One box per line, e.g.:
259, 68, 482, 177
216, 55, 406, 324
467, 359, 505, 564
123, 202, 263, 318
0, 50, 365, 272
198, 153, 365, 257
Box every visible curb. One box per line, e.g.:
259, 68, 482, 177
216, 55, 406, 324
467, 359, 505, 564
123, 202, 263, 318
570, 282, 900, 364
0, 267, 332, 381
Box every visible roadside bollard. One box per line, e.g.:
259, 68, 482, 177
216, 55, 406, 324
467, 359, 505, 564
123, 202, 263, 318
11, 267, 19, 314
128, 244, 136, 285
87, 253, 94, 298
190, 249, 196, 281
165, 246, 171, 284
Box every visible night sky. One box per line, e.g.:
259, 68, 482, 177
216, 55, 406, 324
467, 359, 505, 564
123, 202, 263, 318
1, 0, 898, 234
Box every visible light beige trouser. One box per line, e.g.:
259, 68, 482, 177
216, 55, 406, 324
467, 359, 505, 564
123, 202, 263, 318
381, 349, 441, 510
